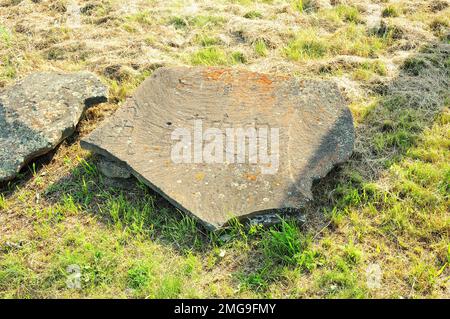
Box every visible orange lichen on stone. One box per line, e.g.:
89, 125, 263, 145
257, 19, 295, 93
203, 68, 229, 81
256, 74, 273, 86
245, 173, 258, 181
195, 172, 205, 181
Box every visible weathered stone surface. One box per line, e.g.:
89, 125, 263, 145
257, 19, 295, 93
0, 72, 107, 182
98, 156, 131, 179
81, 67, 354, 229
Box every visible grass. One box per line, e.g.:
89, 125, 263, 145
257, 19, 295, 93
190, 47, 228, 65
330, 24, 387, 57
191, 15, 226, 28
196, 34, 221, 47
254, 39, 268, 57
262, 218, 309, 266
189, 47, 246, 66
284, 29, 328, 61
243, 10, 263, 19
335, 5, 362, 24
168, 16, 188, 29
285, 24, 389, 61
0, 25, 11, 45
0, 194, 7, 210
290, 0, 331, 13
352, 60, 387, 81
382, 5, 401, 18
168, 15, 226, 29
1, 0, 449, 299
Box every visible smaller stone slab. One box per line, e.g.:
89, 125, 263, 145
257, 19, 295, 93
0, 72, 107, 182
97, 156, 131, 179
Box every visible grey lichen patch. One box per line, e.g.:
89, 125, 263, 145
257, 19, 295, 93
0, 71, 107, 182
97, 156, 131, 179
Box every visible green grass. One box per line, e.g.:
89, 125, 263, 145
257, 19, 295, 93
190, 47, 246, 66
0, 194, 7, 210
335, 5, 362, 24
230, 51, 246, 64
243, 10, 263, 19
329, 24, 386, 57
284, 29, 328, 60
382, 5, 400, 18
262, 218, 309, 266
0, 25, 11, 45
196, 34, 221, 47
285, 24, 389, 61
0, 25, 17, 82
168, 16, 188, 29
0, 55, 17, 82
191, 15, 226, 28
190, 47, 228, 65
168, 15, 226, 29
352, 60, 387, 81
127, 262, 153, 290
127, 10, 154, 25
401, 57, 427, 76
254, 39, 268, 57
291, 0, 314, 13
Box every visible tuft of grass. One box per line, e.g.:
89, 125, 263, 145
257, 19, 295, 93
155, 276, 183, 298
296, 249, 323, 272
0, 25, 11, 45
106, 70, 152, 103
0, 55, 17, 81
408, 261, 440, 294
316, 268, 366, 298
285, 29, 328, 61
127, 10, 153, 25
191, 15, 226, 28
243, 10, 262, 19
262, 219, 309, 266
190, 47, 228, 66
286, 24, 387, 61
352, 60, 387, 81
429, 17, 449, 38
57, 249, 117, 290
0, 194, 7, 210
335, 5, 362, 23
0, 260, 32, 295
329, 24, 386, 57
291, 0, 316, 13
169, 16, 188, 29
230, 51, 246, 64
237, 264, 276, 292
254, 39, 268, 57
161, 214, 204, 251
382, 5, 400, 18
401, 57, 427, 76
195, 34, 221, 47
343, 243, 362, 265
127, 263, 152, 290
104, 192, 155, 236
109, 80, 132, 103
60, 194, 80, 215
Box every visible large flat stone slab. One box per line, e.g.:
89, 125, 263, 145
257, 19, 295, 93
81, 67, 354, 229
0, 72, 107, 182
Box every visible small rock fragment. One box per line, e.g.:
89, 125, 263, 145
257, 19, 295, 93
97, 156, 131, 179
